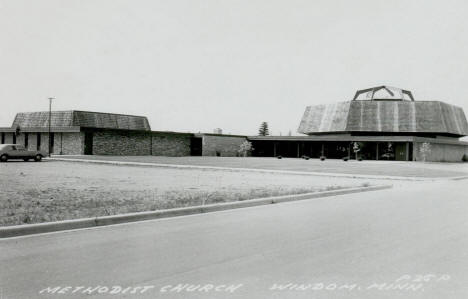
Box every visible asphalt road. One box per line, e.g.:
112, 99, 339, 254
1, 180, 467, 299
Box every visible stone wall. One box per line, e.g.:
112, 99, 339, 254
92, 130, 151, 155
202, 135, 248, 156
151, 133, 191, 156
3, 133, 14, 144
26, 133, 36, 151
60, 133, 84, 155
15, 133, 25, 148
413, 142, 468, 162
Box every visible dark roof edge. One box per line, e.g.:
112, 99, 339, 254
15, 110, 149, 119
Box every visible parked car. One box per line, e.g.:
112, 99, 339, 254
0, 144, 47, 162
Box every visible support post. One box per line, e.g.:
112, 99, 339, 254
376, 142, 379, 160
47, 97, 54, 157
405, 142, 410, 161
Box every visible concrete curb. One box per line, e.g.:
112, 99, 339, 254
48, 157, 442, 181
0, 185, 392, 238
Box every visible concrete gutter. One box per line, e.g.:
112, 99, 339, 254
0, 185, 391, 238
49, 157, 445, 181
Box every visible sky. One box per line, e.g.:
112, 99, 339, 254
1, 0, 468, 137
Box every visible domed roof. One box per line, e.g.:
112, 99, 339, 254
298, 87, 468, 137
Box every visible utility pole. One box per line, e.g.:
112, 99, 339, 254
48, 97, 55, 157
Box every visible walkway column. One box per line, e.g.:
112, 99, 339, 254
405, 142, 410, 161
273, 142, 277, 157
321, 143, 325, 156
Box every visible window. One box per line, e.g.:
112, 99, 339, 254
50, 133, 55, 153
13, 134, 16, 144
37, 133, 41, 150
25, 133, 29, 148
1, 133, 4, 144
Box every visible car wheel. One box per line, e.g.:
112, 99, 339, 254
34, 155, 42, 162
0, 155, 7, 162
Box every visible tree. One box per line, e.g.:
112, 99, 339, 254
238, 141, 254, 157
353, 142, 361, 160
258, 122, 269, 136
419, 142, 431, 162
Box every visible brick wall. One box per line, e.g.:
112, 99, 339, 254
151, 133, 191, 156
92, 130, 151, 155
413, 142, 468, 162
201, 135, 248, 156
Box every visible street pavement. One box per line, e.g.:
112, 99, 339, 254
1, 179, 467, 298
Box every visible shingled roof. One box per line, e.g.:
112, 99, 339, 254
12, 111, 151, 131
298, 101, 468, 137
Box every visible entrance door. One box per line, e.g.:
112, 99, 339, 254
84, 132, 93, 155
190, 137, 202, 156
395, 143, 407, 161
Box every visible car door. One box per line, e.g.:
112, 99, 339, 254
8, 146, 21, 158
11, 145, 27, 158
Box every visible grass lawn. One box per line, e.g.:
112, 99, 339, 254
0, 161, 368, 226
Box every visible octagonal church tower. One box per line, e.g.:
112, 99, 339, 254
279, 86, 467, 161
298, 86, 468, 138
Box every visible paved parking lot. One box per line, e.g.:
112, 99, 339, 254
55, 155, 468, 178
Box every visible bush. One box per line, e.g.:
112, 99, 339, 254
342, 156, 349, 161
463, 154, 468, 162
277, 155, 282, 159
320, 156, 326, 161
358, 157, 363, 161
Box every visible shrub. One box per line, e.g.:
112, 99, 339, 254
342, 156, 349, 161
238, 141, 254, 157
320, 156, 326, 161
277, 155, 282, 159
463, 154, 468, 162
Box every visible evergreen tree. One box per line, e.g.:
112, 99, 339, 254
258, 122, 269, 136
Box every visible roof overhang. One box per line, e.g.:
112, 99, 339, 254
248, 135, 468, 146
0, 126, 81, 133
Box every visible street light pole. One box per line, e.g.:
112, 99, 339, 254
48, 97, 55, 157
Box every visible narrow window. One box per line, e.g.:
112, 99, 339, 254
50, 133, 55, 153
1, 132, 4, 144
13, 134, 16, 144
37, 133, 41, 150
25, 133, 29, 148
